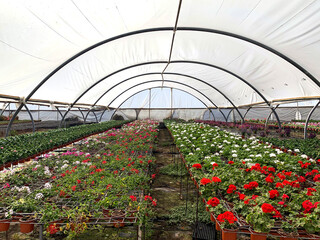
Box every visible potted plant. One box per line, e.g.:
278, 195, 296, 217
0, 209, 12, 232
216, 210, 238, 240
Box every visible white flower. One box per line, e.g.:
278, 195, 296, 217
269, 153, 276, 157
44, 182, 52, 189
294, 149, 300, 153
61, 164, 68, 170
231, 150, 237, 153
214, 153, 220, 156
232, 154, 238, 158
196, 148, 201, 151
189, 153, 193, 155
255, 154, 262, 158
35, 193, 44, 200
301, 154, 308, 159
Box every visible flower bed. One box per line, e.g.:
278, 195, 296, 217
0, 120, 129, 168
166, 121, 320, 239
0, 120, 158, 237
198, 119, 320, 137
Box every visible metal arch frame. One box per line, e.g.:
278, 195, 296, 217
77, 107, 85, 123
226, 109, 234, 123
0, 103, 10, 116
58, 60, 273, 127
243, 107, 252, 120
84, 109, 99, 123
7, 25, 316, 134
106, 79, 225, 120
23, 104, 35, 134
85, 71, 244, 122
265, 104, 280, 130
99, 109, 108, 122
109, 85, 216, 121
304, 100, 320, 139
57, 61, 166, 128
171, 60, 282, 128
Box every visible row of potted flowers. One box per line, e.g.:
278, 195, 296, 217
0, 120, 158, 237
199, 119, 320, 135
165, 121, 320, 240
0, 120, 129, 168
197, 120, 320, 160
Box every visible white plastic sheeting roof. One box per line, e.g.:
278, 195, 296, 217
1, 0, 320, 109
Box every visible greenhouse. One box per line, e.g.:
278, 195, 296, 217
0, 1, 320, 240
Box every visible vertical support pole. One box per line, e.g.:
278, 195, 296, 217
24, 104, 35, 134
5, 103, 21, 137
38, 105, 40, 121
185, 170, 188, 216
180, 156, 182, 200
195, 189, 199, 240
5, 103, 23, 137
304, 100, 320, 139
148, 88, 151, 119
170, 88, 173, 119
39, 224, 44, 240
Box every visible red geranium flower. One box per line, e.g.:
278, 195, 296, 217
307, 188, 317, 196
269, 189, 279, 199
200, 178, 212, 185
48, 224, 58, 234
244, 181, 258, 190
207, 197, 220, 207
71, 185, 76, 191
226, 184, 237, 194
129, 195, 137, 201
265, 175, 274, 183
302, 200, 314, 213
217, 211, 237, 224
192, 163, 202, 169
314, 174, 320, 182
261, 203, 275, 213
276, 182, 284, 188
212, 176, 221, 183
228, 161, 234, 165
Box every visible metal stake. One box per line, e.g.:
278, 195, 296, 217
185, 173, 188, 216
39, 224, 43, 240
